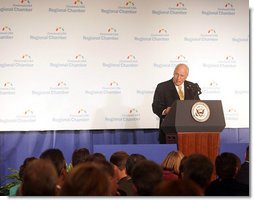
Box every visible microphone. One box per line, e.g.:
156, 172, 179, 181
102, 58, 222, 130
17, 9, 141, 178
187, 83, 202, 99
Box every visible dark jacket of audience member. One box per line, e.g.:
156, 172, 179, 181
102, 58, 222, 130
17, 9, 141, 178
205, 152, 249, 196
153, 179, 203, 196
235, 145, 249, 186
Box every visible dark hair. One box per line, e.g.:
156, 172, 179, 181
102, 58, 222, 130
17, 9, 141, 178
60, 163, 111, 196
182, 154, 213, 189
72, 148, 90, 167
19, 157, 37, 181
85, 152, 106, 163
40, 148, 66, 176
154, 179, 203, 196
110, 151, 129, 170
22, 159, 57, 196
215, 152, 241, 179
125, 153, 146, 176
132, 160, 163, 196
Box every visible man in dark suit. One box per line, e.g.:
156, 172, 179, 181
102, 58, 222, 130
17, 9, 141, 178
152, 63, 201, 143
236, 145, 249, 186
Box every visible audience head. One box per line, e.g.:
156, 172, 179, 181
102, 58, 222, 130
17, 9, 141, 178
161, 150, 184, 175
245, 145, 249, 161
215, 152, 241, 179
39, 148, 67, 194
39, 148, 66, 177
132, 160, 163, 196
110, 151, 129, 180
154, 179, 203, 196
126, 153, 147, 177
182, 154, 213, 191
21, 159, 57, 196
18, 157, 37, 181
85, 152, 106, 163
60, 163, 111, 196
71, 148, 90, 167
94, 160, 120, 196
110, 151, 129, 170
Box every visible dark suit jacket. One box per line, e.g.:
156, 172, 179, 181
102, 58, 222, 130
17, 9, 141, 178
152, 78, 200, 143
236, 161, 249, 185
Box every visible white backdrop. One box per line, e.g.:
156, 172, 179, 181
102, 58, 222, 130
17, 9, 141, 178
0, 0, 249, 131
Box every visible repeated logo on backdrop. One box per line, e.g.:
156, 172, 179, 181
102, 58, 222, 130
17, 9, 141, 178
0, 54, 34, 68
85, 81, 121, 95
83, 27, 119, 41
0, 0, 249, 130
30, 27, 67, 40
101, 1, 137, 14
102, 54, 138, 68
48, 0, 85, 13
152, 1, 188, 15
50, 54, 87, 68
202, 3, 235, 16
0, 0, 33, 12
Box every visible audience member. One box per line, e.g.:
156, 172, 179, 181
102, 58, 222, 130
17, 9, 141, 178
60, 162, 111, 196
161, 150, 184, 181
110, 151, 131, 195
182, 154, 213, 193
95, 159, 126, 196
9, 157, 37, 196
153, 179, 203, 196
178, 156, 187, 179
205, 152, 249, 196
132, 160, 163, 196
115, 153, 147, 196
85, 152, 106, 163
39, 148, 67, 195
126, 153, 147, 177
236, 145, 249, 186
19, 159, 57, 196
71, 148, 90, 167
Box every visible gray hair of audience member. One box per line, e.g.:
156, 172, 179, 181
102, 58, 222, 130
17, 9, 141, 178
125, 153, 147, 176
182, 154, 213, 190
21, 159, 57, 196
132, 160, 163, 196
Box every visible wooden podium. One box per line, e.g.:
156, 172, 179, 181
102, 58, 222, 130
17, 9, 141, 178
161, 100, 226, 166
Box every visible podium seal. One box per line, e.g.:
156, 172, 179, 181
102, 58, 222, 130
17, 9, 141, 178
191, 101, 210, 122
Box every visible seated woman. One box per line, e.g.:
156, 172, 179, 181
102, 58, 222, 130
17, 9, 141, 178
160, 150, 184, 181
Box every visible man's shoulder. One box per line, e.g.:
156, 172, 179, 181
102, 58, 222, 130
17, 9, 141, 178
157, 79, 172, 87
185, 80, 195, 85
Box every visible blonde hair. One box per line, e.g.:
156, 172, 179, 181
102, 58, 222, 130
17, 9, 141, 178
161, 151, 184, 175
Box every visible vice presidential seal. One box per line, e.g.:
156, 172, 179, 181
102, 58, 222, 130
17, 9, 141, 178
191, 101, 210, 122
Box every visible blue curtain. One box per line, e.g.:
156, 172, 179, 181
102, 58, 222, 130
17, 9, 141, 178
0, 128, 249, 186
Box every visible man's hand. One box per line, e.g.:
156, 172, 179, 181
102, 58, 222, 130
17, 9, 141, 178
162, 107, 171, 115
